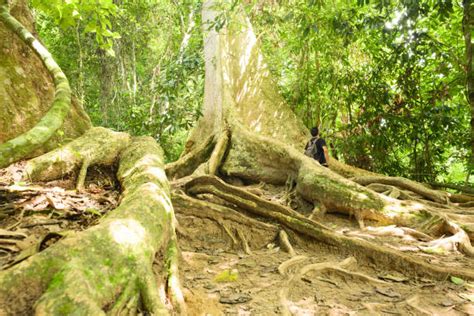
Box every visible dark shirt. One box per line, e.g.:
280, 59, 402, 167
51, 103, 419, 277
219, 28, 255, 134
305, 137, 327, 166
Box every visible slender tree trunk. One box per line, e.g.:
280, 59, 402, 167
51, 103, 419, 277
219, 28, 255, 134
75, 23, 85, 105
98, 49, 115, 125
464, 0, 474, 171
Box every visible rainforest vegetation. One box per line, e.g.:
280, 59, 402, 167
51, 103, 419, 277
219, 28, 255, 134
0, 0, 473, 314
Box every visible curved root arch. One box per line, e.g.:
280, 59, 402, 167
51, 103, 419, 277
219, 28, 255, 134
0, 136, 184, 315
0, 4, 72, 168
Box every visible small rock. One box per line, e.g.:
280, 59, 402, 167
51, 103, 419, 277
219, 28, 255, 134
204, 283, 216, 290
440, 300, 454, 307
219, 293, 252, 304
375, 287, 401, 299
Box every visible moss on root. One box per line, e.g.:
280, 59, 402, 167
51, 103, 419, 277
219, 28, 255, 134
0, 137, 178, 315
24, 127, 130, 182
0, 3, 90, 168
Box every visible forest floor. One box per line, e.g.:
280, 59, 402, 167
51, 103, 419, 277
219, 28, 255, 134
0, 164, 473, 315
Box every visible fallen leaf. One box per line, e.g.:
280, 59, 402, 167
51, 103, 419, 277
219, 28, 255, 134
459, 293, 474, 302
450, 276, 464, 285
214, 269, 239, 282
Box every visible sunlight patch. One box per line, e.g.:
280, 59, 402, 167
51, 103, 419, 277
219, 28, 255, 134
110, 219, 146, 246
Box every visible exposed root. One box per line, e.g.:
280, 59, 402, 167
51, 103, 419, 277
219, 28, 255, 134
0, 137, 180, 314
0, 4, 73, 168
24, 127, 131, 182
208, 130, 230, 175
367, 183, 451, 209
279, 257, 357, 316
138, 265, 169, 315
311, 265, 388, 285
165, 235, 186, 315
185, 176, 304, 218
236, 228, 252, 255
307, 203, 327, 220
172, 193, 278, 236
420, 221, 474, 257
165, 134, 215, 180
352, 175, 449, 204
221, 222, 238, 247
363, 225, 434, 242
278, 230, 296, 257
109, 280, 137, 316
76, 157, 90, 191
184, 175, 474, 279
278, 255, 308, 276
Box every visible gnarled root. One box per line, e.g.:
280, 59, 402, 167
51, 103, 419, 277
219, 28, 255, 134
0, 4, 73, 168
0, 137, 184, 315
279, 257, 367, 316
218, 128, 474, 255
278, 230, 296, 257
165, 134, 215, 180
23, 127, 131, 183
351, 175, 449, 204
184, 175, 474, 280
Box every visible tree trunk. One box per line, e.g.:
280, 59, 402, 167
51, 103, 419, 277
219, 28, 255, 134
0, 137, 182, 315
171, 0, 474, 271
0, 1, 91, 167
463, 0, 474, 171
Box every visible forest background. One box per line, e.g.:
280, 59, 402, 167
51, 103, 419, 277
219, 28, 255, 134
32, 0, 472, 185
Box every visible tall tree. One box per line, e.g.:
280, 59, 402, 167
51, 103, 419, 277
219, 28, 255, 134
464, 0, 474, 173
1, 1, 474, 314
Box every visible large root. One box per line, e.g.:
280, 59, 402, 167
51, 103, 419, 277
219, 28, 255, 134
0, 4, 73, 168
351, 175, 449, 204
23, 127, 131, 182
220, 127, 474, 254
184, 175, 474, 279
165, 134, 215, 180
0, 137, 183, 314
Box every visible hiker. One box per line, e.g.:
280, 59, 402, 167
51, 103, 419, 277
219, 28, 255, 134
304, 127, 329, 167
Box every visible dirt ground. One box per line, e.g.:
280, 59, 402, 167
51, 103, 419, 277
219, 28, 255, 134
1, 164, 473, 315
177, 212, 474, 315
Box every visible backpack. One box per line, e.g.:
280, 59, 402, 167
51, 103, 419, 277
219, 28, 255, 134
304, 136, 319, 159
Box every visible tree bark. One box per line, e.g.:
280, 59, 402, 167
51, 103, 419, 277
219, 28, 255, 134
0, 136, 180, 315
0, 2, 91, 168
464, 0, 474, 171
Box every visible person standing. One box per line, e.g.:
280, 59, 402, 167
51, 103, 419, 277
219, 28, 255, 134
304, 127, 329, 167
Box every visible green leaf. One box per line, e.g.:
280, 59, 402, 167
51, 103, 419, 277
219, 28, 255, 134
450, 276, 464, 285
214, 269, 238, 282
85, 208, 102, 216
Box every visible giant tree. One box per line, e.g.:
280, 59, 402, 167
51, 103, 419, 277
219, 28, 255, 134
1, 0, 474, 314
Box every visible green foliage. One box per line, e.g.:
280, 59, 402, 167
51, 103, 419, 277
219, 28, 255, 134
450, 276, 465, 285
31, 0, 119, 55
35, 0, 203, 162
250, 0, 471, 183
214, 269, 239, 282
33, 0, 472, 181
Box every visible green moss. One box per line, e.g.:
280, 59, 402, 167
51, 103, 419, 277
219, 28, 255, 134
55, 297, 76, 315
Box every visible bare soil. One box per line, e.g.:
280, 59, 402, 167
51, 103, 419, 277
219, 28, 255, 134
178, 212, 474, 315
